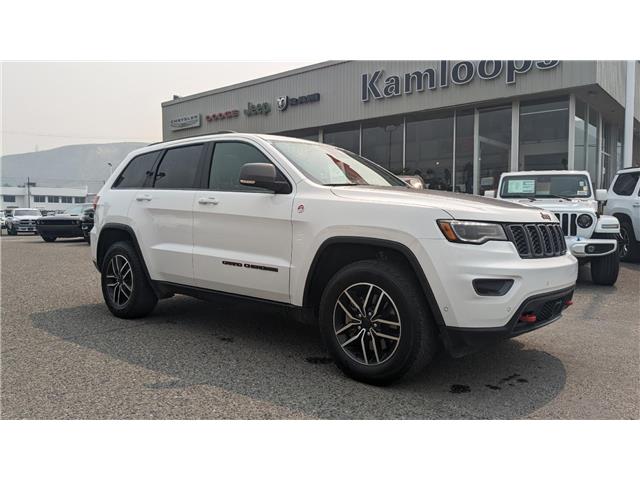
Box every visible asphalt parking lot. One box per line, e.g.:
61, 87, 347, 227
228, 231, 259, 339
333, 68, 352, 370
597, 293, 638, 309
1, 234, 638, 419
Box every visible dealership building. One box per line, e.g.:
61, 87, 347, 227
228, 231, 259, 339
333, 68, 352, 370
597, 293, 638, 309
162, 60, 639, 195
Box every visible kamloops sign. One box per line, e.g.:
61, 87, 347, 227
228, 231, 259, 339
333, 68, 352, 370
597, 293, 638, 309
361, 60, 560, 102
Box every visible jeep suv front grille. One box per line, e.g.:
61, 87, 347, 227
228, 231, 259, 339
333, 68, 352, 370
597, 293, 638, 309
506, 223, 567, 258
554, 213, 577, 236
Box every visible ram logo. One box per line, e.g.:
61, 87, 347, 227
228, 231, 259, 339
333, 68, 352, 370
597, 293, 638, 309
276, 96, 289, 111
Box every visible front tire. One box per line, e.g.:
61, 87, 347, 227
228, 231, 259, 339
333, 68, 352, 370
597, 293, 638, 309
7, 226, 17, 236
318, 259, 437, 385
590, 233, 619, 285
618, 221, 640, 262
41, 235, 56, 242
101, 241, 158, 319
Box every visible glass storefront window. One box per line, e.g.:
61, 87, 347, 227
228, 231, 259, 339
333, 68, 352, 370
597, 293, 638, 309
478, 105, 511, 195
587, 106, 599, 183
361, 119, 403, 174
323, 124, 360, 154
455, 110, 474, 193
405, 112, 453, 190
519, 97, 569, 170
574, 99, 587, 171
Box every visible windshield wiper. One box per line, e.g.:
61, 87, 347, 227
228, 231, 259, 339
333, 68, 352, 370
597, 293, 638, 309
548, 194, 573, 201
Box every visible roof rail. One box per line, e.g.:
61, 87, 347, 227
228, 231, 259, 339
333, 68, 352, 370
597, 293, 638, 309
147, 130, 238, 146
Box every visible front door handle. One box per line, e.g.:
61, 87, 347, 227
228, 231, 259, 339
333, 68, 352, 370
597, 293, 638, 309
136, 193, 152, 201
198, 197, 219, 205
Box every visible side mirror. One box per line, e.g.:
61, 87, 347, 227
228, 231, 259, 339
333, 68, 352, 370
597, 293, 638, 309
595, 189, 607, 201
484, 190, 496, 198
239, 163, 291, 194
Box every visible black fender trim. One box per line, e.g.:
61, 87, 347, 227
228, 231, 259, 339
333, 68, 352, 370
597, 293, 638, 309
302, 236, 448, 335
97, 222, 163, 298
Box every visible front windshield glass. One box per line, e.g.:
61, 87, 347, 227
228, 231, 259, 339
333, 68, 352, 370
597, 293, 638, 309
500, 174, 592, 199
64, 204, 92, 215
270, 140, 406, 187
14, 209, 41, 216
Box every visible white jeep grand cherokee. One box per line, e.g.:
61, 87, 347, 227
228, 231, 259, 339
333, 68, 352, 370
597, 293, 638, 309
91, 133, 577, 384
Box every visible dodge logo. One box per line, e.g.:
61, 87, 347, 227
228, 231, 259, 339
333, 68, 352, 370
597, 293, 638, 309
276, 96, 289, 111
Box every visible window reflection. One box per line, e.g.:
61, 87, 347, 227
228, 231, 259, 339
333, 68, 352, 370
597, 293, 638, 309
478, 106, 511, 195
519, 97, 569, 171
323, 124, 360, 154
455, 110, 474, 193
361, 120, 403, 174
405, 112, 453, 190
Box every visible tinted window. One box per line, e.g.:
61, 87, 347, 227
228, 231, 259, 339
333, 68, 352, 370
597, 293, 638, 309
154, 145, 203, 190
209, 142, 283, 192
612, 172, 639, 196
113, 152, 159, 189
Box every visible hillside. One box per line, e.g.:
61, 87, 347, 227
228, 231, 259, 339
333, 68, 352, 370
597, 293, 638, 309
1, 142, 147, 192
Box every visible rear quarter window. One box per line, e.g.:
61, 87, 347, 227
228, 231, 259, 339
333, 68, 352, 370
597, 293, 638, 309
612, 172, 639, 196
153, 144, 204, 190
113, 151, 160, 189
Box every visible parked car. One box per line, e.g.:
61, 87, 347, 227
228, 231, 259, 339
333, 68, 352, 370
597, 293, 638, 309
604, 167, 640, 262
0, 214, 6, 229
5, 208, 43, 235
92, 133, 577, 384
487, 170, 620, 285
36, 203, 94, 242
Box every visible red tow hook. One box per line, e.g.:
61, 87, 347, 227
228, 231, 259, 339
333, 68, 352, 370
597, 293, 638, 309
520, 313, 537, 323
564, 300, 574, 307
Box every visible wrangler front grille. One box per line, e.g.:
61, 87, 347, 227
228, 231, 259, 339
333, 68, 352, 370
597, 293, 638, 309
506, 223, 567, 258
554, 213, 577, 236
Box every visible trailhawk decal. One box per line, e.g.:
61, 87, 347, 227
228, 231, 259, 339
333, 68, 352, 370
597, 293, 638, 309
222, 260, 278, 273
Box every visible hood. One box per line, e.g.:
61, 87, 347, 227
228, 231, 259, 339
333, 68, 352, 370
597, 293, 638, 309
504, 197, 597, 212
330, 186, 558, 223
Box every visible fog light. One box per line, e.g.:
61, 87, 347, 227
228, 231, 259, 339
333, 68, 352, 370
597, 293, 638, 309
586, 245, 596, 253
577, 214, 593, 229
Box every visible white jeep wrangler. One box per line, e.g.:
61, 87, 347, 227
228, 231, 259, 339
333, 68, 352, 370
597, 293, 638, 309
91, 133, 578, 384
487, 170, 620, 285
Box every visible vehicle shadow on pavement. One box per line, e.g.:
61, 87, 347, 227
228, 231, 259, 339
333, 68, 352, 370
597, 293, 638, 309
31, 297, 567, 419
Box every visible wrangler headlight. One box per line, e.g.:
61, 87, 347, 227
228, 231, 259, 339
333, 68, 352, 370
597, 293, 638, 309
577, 214, 593, 229
437, 220, 507, 244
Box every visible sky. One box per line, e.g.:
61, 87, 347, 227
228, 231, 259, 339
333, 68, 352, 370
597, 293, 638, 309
1, 62, 311, 156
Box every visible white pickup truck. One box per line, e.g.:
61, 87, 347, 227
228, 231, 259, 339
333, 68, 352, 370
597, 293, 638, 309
487, 170, 619, 285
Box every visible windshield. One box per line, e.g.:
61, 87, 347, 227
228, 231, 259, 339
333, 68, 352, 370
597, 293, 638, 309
270, 140, 406, 187
13, 209, 41, 217
64, 204, 92, 215
500, 174, 592, 199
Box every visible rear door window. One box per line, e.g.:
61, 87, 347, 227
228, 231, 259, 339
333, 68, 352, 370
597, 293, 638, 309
113, 151, 159, 189
153, 144, 204, 190
612, 172, 639, 196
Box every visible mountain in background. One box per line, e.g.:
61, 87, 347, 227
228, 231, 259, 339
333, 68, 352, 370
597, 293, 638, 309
1, 142, 147, 192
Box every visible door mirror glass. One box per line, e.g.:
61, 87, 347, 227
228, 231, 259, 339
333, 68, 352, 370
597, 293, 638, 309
595, 189, 607, 201
239, 163, 291, 194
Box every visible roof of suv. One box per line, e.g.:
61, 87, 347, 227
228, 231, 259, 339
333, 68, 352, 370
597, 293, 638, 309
146, 132, 314, 150
614, 166, 640, 174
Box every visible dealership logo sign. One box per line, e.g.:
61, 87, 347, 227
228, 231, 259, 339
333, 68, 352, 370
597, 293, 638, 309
361, 60, 560, 102
206, 109, 239, 122
244, 102, 272, 116
276, 93, 321, 111
169, 113, 201, 130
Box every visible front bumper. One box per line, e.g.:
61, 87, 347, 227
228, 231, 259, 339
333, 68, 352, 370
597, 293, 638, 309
413, 238, 578, 330
444, 287, 574, 357
567, 237, 617, 257
36, 224, 84, 238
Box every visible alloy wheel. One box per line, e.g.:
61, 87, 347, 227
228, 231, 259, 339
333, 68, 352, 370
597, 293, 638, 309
106, 254, 133, 307
618, 228, 630, 259
333, 282, 401, 366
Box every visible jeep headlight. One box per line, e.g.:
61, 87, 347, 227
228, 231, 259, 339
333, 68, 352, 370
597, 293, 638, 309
577, 214, 593, 228
437, 220, 507, 244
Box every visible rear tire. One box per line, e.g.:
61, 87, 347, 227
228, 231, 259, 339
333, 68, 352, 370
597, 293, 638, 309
318, 259, 437, 385
618, 221, 640, 262
590, 234, 619, 285
41, 235, 57, 242
101, 241, 158, 319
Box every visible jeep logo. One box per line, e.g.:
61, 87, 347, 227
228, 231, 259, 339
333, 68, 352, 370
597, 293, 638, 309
244, 102, 271, 117
541, 212, 552, 220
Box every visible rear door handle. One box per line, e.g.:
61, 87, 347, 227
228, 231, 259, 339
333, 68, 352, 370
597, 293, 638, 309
136, 193, 152, 201
198, 197, 219, 205
633, 203, 640, 208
